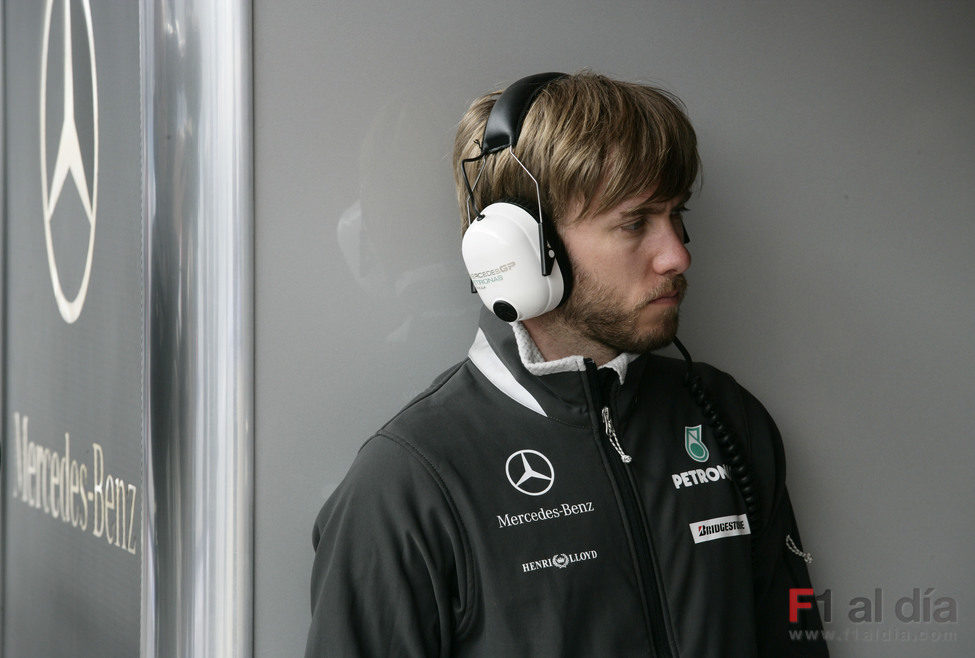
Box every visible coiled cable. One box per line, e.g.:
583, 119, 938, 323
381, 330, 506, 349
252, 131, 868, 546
672, 337, 762, 533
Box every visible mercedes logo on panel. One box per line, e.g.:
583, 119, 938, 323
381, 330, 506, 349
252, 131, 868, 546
505, 449, 555, 496
40, 0, 98, 324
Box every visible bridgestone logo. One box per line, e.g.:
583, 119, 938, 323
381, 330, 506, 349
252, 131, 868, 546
689, 513, 751, 544
521, 549, 597, 573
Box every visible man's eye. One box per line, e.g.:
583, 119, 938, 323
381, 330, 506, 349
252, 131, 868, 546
672, 206, 690, 244
621, 218, 646, 232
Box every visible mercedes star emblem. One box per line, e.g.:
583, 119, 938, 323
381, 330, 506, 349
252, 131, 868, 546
40, 0, 98, 324
505, 449, 555, 496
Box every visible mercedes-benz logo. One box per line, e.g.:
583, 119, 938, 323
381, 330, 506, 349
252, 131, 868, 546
40, 0, 98, 324
505, 449, 555, 496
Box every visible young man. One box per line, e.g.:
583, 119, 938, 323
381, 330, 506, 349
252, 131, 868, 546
306, 72, 828, 657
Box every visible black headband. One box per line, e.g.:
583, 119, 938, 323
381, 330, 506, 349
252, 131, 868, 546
480, 72, 566, 155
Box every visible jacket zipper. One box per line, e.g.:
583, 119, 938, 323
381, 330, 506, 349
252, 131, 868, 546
601, 407, 633, 463
585, 360, 674, 658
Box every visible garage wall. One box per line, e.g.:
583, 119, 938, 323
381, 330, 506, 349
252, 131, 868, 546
254, 2, 975, 655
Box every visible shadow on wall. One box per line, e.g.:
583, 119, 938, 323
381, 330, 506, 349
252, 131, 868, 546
336, 97, 471, 345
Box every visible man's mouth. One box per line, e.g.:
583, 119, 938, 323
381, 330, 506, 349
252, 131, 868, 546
647, 278, 687, 305
649, 290, 681, 305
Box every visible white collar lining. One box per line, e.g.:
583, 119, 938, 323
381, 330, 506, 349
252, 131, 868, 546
511, 322, 635, 385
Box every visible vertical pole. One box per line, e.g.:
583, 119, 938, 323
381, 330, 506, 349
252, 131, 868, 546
140, 1, 254, 656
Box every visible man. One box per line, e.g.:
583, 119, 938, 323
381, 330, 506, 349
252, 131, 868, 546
306, 71, 828, 656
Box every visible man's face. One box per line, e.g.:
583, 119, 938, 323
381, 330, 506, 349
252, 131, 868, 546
555, 190, 691, 354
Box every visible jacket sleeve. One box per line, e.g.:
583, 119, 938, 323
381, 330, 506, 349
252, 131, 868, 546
740, 387, 830, 657
304, 434, 471, 657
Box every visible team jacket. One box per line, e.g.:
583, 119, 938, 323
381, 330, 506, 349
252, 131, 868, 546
306, 309, 829, 657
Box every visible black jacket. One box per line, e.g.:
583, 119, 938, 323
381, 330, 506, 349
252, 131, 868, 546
306, 310, 828, 656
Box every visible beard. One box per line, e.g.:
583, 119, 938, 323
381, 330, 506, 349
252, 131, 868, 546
557, 267, 687, 355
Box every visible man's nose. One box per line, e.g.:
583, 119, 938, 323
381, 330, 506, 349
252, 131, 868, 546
651, 223, 691, 275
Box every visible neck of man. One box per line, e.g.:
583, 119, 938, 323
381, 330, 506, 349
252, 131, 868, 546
522, 312, 620, 367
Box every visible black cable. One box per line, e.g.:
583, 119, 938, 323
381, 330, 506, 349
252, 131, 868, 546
460, 153, 485, 217
672, 337, 762, 534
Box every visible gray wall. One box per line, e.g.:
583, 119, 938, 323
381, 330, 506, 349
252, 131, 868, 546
255, 1, 974, 656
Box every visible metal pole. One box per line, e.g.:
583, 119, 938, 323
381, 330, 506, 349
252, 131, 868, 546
140, 1, 254, 656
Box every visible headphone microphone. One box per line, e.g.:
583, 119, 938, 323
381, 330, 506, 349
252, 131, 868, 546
460, 73, 571, 322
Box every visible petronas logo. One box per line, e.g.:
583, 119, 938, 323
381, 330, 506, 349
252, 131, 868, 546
684, 425, 709, 463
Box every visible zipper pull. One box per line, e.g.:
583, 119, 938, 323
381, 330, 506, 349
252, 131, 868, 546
601, 406, 632, 464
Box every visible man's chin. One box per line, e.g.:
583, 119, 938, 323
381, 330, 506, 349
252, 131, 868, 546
630, 314, 680, 353
596, 314, 679, 355
629, 332, 678, 354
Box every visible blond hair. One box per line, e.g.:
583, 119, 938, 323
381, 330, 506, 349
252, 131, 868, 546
454, 71, 699, 231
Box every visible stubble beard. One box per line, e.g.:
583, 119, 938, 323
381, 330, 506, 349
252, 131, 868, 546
557, 269, 687, 355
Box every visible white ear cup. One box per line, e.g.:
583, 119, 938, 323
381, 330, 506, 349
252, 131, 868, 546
462, 202, 565, 322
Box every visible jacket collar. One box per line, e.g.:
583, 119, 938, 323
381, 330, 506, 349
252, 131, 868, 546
467, 308, 645, 425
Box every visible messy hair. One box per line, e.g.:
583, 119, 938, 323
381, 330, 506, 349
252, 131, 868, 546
454, 71, 699, 231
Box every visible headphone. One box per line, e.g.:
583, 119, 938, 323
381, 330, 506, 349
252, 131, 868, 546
460, 72, 571, 323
